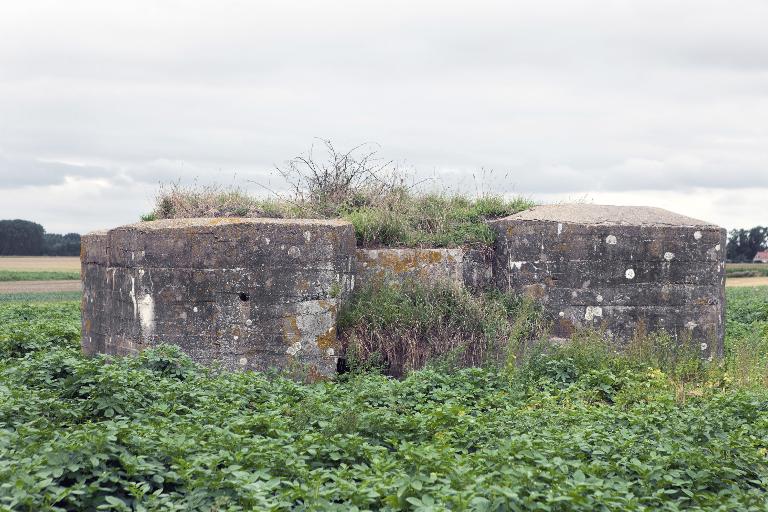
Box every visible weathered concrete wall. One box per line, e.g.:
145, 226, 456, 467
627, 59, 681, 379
491, 204, 726, 357
82, 218, 356, 379
83, 204, 727, 375
354, 247, 493, 292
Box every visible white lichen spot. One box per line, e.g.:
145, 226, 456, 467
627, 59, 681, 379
685, 321, 698, 330
263, 237, 270, 245
286, 342, 302, 356
694, 231, 702, 240
303, 231, 312, 242
193, 306, 198, 313
625, 268, 635, 280
233, 335, 239, 341
585, 306, 603, 321
605, 235, 617, 245
557, 223, 563, 236
664, 252, 675, 261
138, 294, 155, 340
245, 319, 252, 326
558, 311, 565, 317
715, 244, 721, 251
129, 276, 137, 318
325, 348, 335, 357
509, 260, 524, 270
700, 342, 708, 351
239, 357, 247, 365
138, 268, 145, 276
596, 294, 603, 303
288, 246, 301, 258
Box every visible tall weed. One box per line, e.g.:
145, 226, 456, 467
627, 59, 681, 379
143, 141, 533, 248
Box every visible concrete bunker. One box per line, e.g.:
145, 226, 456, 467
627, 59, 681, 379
81, 204, 727, 375
81, 218, 356, 377
491, 204, 726, 357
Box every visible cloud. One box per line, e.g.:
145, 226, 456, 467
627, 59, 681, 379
0, 0, 765, 232
0, 177, 155, 234
0, 151, 111, 187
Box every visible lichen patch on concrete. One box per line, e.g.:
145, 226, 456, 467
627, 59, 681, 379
138, 294, 155, 341
354, 247, 492, 292
584, 306, 603, 321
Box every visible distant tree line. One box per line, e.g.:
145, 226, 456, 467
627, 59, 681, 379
0, 219, 81, 256
726, 226, 767, 262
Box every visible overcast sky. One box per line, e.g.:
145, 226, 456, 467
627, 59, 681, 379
1, 0, 766, 234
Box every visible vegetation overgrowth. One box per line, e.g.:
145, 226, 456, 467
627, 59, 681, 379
142, 141, 533, 247
144, 185, 531, 248
0, 291, 81, 304
337, 282, 542, 377
727, 263, 768, 278
0, 270, 80, 282
2, 287, 768, 510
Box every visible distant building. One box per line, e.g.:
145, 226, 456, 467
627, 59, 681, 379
754, 250, 768, 263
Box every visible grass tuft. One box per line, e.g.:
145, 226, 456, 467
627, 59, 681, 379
145, 183, 532, 248
726, 263, 768, 278
141, 141, 533, 247
0, 291, 82, 303
337, 280, 543, 376
0, 270, 79, 282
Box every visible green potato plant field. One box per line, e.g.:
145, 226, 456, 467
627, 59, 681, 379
1, 288, 768, 511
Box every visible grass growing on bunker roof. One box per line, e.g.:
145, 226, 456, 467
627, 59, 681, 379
142, 140, 533, 247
